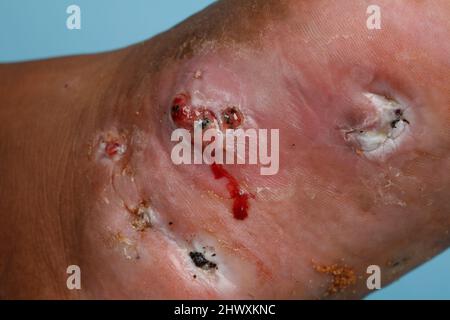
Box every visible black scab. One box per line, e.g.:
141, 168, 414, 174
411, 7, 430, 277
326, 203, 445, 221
391, 114, 410, 129
391, 108, 411, 128
189, 251, 217, 270
394, 109, 403, 117
391, 119, 400, 129
171, 105, 180, 113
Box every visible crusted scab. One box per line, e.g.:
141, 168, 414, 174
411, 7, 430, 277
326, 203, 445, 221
189, 251, 218, 270
128, 200, 153, 231
221, 106, 244, 129
111, 232, 140, 260
170, 92, 219, 132
313, 263, 356, 296
97, 133, 127, 161
193, 70, 203, 79
170, 92, 245, 132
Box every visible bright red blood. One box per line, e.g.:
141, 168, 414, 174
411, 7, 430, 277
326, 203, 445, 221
210, 163, 250, 220
105, 141, 122, 157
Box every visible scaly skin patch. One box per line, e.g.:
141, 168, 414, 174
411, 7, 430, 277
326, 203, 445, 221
127, 200, 153, 232
313, 263, 357, 297
107, 232, 140, 260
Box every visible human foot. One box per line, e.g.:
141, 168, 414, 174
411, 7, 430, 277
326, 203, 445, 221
0, 0, 449, 299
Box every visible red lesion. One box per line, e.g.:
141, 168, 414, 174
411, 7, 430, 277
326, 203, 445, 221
210, 163, 251, 220
171, 93, 195, 129
170, 93, 251, 219
104, 141, 122, 157
194, 108, 218, 130
98, 134, 126, 160
221, 106, 244, 129
170, 93, 218, 132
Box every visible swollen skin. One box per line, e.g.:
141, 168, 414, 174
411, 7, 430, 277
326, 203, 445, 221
0, 0, 449, 300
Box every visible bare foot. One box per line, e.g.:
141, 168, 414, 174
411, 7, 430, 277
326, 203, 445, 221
0, 0, 449, 299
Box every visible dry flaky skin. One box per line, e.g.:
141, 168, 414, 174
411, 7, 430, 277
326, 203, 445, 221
313, 263, 357, 296
0, 0, 449, 299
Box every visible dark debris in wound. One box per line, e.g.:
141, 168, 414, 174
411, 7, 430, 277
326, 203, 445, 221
189, 251, 218, 270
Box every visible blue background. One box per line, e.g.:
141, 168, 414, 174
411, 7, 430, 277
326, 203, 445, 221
0, 0, 448, 299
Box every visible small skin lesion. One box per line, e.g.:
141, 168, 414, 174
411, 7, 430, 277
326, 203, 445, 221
92, 131, 128, 162
343, 93, 412, 157
189, 251, 218, 271
221, 106, 244, 129
313, 262, 357, 296
126, 200, 153, 232
105, 232, 140, 260
390, 108, 410, 129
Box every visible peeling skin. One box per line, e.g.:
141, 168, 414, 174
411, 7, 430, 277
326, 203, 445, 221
127, 201, 153, 231
109, 232, 140, 260
344, 93, 412, 160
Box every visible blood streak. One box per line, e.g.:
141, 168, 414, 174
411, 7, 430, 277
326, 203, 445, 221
210, 163, 250, 220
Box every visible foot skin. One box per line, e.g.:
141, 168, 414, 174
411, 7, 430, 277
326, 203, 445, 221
0, 0, 449, 299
